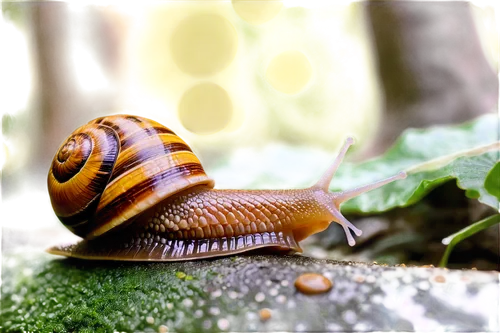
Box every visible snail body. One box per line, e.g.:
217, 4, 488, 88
47, 115, 406, 261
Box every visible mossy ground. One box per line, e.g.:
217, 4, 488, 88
1, 252, 219, 332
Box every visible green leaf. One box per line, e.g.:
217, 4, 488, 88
439, 214, 500, 267
209, 114, 499, 213
484, 162, 500, 200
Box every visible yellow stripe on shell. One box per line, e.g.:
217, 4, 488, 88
89, 151, 214, 238
48, 126, 117, 217
91, 115, 143, 140
112, 133, 188, 176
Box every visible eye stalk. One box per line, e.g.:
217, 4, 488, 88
313, 137, 407, 246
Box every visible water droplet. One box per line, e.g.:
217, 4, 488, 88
276, 295, 287, 304
254, 292, 266, 302
245, 311, 257, 321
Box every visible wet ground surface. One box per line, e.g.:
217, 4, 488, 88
2, 228, 499, 332
189, 255, 499, 332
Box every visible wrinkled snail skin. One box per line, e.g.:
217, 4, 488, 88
47, 115, 407, 261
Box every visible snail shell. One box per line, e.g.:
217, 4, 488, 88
47, 115, 214, 238
47, 115, 406, 261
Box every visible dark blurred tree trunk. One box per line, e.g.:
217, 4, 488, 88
364, 1, 498, 156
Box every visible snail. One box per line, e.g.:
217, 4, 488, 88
47, 114, 406, 261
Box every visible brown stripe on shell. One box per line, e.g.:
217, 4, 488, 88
109, 134, 192, 182
92, 115, 149, 145
117, 116, 176, 147
98, 150, 206, 209
123, 115, 143, 123
91, 115, 176, 151
88, 147, 214, 238
51, 133, 92, 183
120, 127, 175, 150
105, 116, 140, 136
94, 162, 205, 226
49, 114, 214, 240
47, 124, 120, 237
98, 120, 122, 136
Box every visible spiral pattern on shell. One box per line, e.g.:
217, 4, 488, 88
47, 115, 214, 239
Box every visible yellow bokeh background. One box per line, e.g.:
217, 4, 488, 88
126, 1, 381, 165
128, 3, 265, 158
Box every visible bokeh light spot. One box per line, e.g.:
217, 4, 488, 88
266, 50, 312, 94
232, 0, 283, 25
171, 14, 238, 76
178, 83, 233, 135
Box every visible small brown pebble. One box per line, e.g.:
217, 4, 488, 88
399, 263, 407, 268
294, 273, 333, 295
259, 308, 272, 322
471, 267, 477, 270
420, 264, 434, 268
430, 273, 448, 285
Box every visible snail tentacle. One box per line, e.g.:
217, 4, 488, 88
314, 137, 354, 191
333, 171, 407, 204
312, 138, 407, 246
